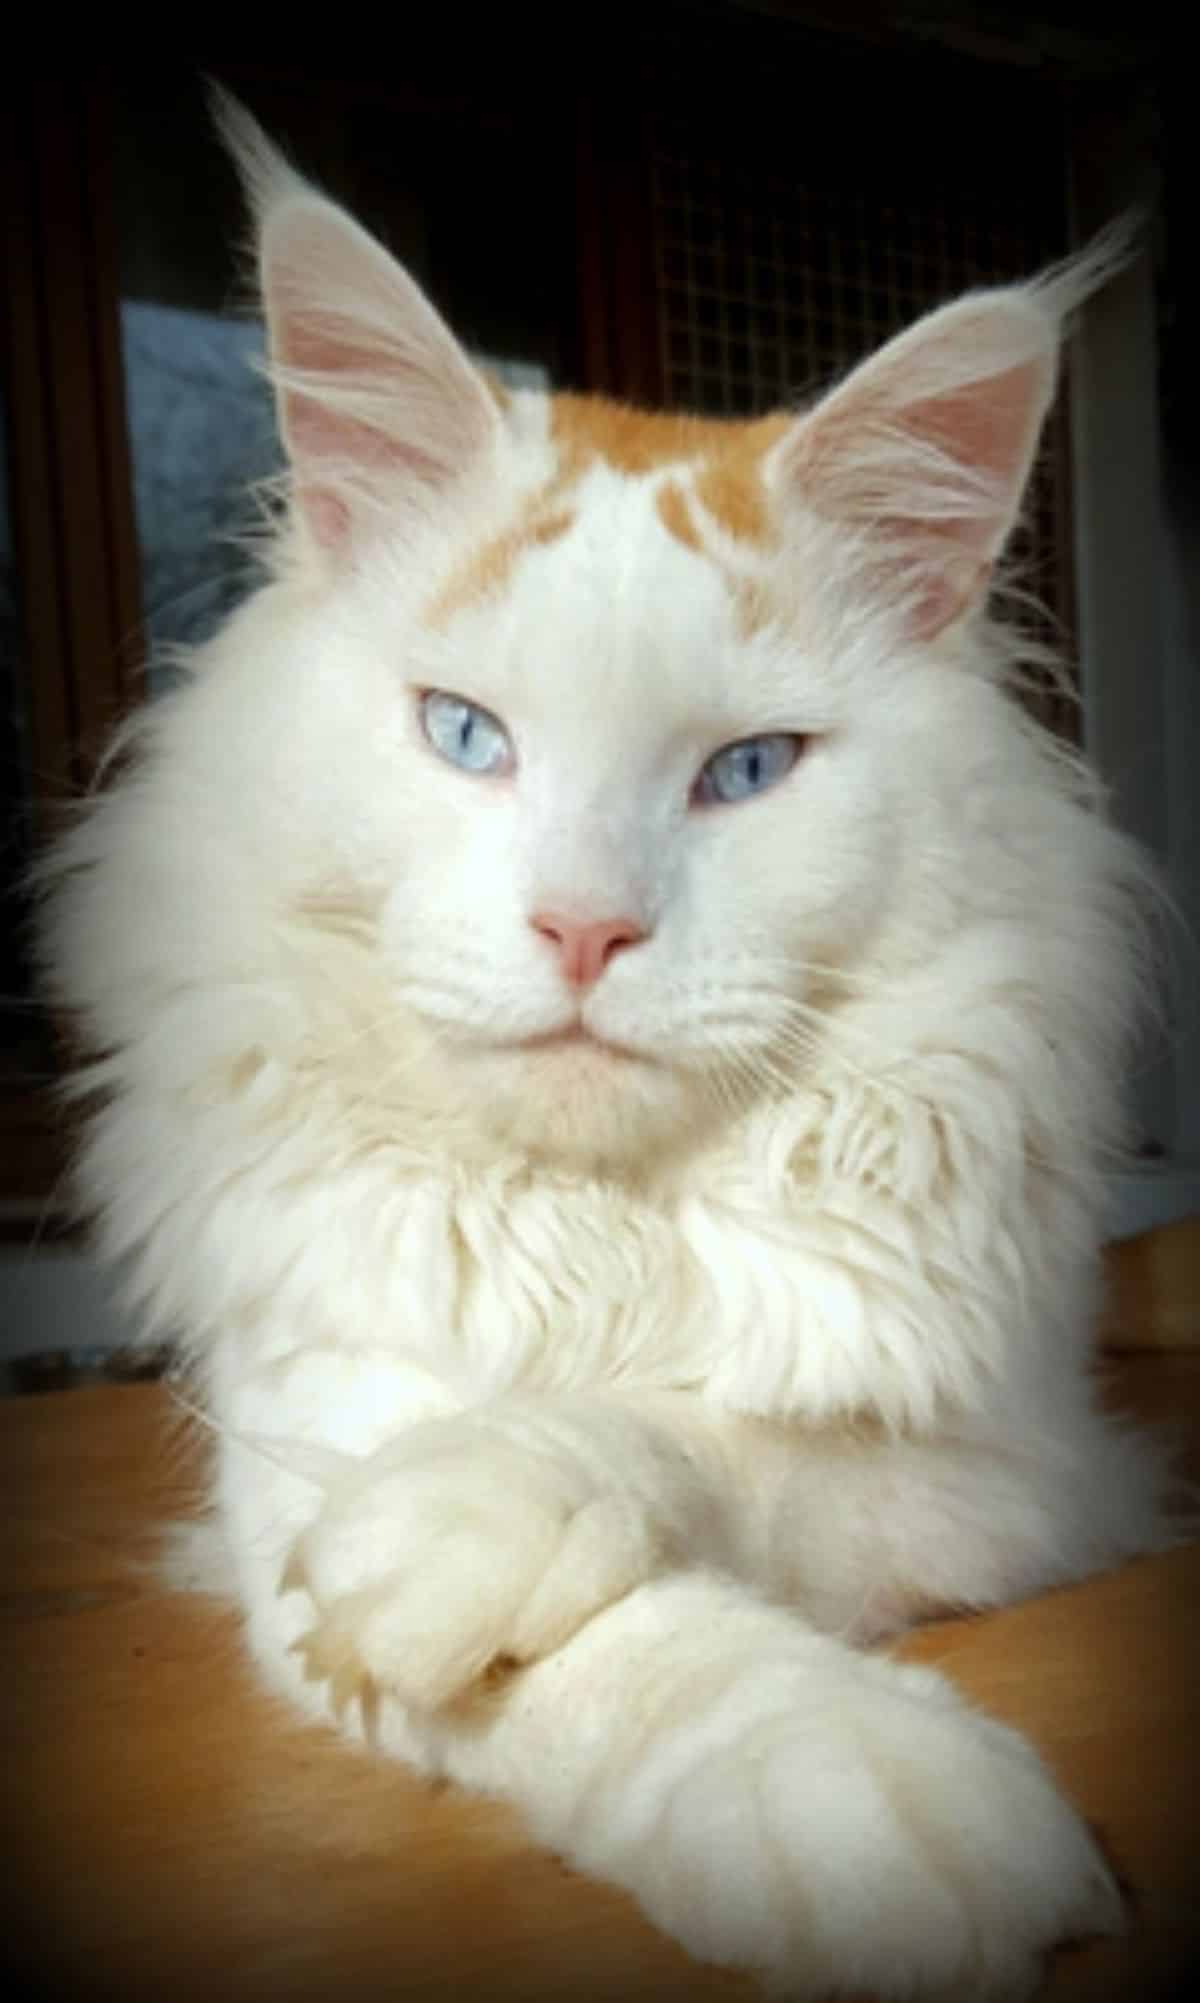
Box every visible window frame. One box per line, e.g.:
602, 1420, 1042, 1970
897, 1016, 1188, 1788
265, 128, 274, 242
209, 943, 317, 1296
1, 79, 141, 1226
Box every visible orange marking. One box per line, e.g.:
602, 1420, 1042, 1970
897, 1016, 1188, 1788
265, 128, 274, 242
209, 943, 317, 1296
552, 392, 786, 550
550, 395, 781, 476
426, 505, 576, 622
693, 454, 777, 544
428, 390, 791, 627
654, 481, 702, 553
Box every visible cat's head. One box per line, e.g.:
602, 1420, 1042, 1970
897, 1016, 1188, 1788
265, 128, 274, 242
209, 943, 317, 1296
201, 98, 1123, 1170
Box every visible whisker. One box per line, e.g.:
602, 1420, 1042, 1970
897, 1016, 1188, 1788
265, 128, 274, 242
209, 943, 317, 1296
165, 1384, 332, 1490
262, 920, 1144, 1197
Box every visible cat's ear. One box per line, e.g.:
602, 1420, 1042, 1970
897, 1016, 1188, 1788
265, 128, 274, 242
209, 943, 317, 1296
214, 89, 498, 555
769, 289, 1060, 639
770, 236, 1130, 639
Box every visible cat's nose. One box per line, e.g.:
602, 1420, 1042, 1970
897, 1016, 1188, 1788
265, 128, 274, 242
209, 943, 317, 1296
529, 912, 648, 988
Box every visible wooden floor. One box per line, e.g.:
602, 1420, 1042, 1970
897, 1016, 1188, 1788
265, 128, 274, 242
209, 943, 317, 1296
3, 1222, 1199, 2003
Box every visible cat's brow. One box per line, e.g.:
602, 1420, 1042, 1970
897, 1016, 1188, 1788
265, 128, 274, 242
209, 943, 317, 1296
425, 394, 789, 629
551, 394, 787, 548
425, 501, 577, 625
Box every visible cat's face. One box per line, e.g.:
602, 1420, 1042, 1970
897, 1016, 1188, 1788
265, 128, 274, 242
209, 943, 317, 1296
364, 435, 919, 1163
209, 98, 1065, 1167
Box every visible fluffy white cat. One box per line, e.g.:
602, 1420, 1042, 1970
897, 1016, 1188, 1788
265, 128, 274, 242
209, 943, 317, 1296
42, 97, 1175, 2000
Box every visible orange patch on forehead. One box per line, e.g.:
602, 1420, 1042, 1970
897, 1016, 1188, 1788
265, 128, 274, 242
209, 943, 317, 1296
655, 476, 783, 636
550, 395, 749, 474
426, 504, 575, 624
694, 456, 775, 543
550, 393, 788, 550
655, 481, 702, 553
550, 394, 788, 476
427, 392, 792, 627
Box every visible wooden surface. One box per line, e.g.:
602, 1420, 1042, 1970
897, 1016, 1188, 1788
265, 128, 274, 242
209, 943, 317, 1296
3, 1228, 1199, 2003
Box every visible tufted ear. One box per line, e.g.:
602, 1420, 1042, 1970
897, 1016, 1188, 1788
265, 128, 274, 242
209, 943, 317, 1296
769, 288, 1060, 640
768, 230, 1134, 642
214, 90, 499, 556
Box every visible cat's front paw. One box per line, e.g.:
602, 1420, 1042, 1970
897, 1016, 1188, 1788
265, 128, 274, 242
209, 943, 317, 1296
282, 1414, 668, 1715
584, 1648, 1121, 2002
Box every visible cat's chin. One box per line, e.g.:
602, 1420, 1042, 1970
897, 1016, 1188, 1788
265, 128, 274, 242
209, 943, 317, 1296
450, 1032, 708, 1168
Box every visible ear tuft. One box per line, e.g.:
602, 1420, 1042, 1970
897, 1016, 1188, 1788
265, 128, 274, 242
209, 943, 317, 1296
212, 89, 498, 556
209, 82, 310, 226
771, 225, 1139, 641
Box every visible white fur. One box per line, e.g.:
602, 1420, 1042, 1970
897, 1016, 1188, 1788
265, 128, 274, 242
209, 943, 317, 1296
40, 109, 1173, 1999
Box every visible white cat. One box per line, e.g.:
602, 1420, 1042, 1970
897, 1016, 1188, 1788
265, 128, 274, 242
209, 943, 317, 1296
43, 97, 1175, 2000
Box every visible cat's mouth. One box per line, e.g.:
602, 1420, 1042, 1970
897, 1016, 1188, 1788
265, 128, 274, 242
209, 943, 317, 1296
518, 1023, 644, 1061
445, 1016, 691, 1159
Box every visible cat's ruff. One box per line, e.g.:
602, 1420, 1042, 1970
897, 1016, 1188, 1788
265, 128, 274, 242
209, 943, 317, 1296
40, 92, 1170, 2003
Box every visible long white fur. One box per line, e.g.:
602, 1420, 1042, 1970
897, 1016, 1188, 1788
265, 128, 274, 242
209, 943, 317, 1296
39, 101, 1174, 2000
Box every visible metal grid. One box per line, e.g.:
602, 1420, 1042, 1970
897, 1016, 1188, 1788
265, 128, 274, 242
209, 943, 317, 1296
654, 156, 1067, 410
648, 83, 1075, 731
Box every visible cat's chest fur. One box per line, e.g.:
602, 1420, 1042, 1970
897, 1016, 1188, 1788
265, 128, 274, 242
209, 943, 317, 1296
161, 1049, 1052, 1439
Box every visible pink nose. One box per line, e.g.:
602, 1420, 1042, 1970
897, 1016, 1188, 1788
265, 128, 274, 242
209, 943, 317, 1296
530, 912, 647, 988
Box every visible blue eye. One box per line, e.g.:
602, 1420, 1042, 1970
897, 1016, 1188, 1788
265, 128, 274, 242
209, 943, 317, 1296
420, 691, 514, 775
694, 733, 804, 806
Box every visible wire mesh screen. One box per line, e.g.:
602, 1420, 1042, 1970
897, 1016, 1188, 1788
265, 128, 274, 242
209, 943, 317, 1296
644, 16, 1076, 733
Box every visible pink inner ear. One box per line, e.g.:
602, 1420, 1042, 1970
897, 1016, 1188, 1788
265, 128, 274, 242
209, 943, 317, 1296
260, 199, 497, 557
902, 359, 1047, 508
877, 361, 1045, 637
303, 489, 352, 550
285, 392, 453, 550
900, 556, 993, 643
279, 309, 462, 551
787, 334, 1053, 641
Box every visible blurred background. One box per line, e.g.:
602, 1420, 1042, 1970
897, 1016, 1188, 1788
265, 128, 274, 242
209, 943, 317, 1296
3, 5, 1197, 1365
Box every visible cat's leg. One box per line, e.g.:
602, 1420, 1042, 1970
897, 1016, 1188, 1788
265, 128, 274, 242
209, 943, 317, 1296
215, 1376, 1132, 1990
749, 1394, 1176, 1642
428, 1570, 1121, 2001
248, 1373, 1170, 1718
209, 1343, 466, 1751
209, 1360, 745, 1733
275, 1392, 745, 1715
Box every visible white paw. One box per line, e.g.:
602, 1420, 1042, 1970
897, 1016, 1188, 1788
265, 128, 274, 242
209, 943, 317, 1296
281, 1414, 667, 1715
582, 1648, 1121, 2001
